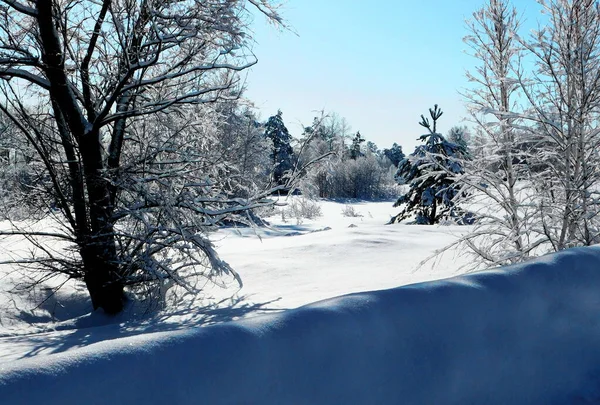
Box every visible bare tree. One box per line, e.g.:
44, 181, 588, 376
0, 0, 284, 313
457, 0, 542, 267
517, 0, 600, 250
450, 0, 600, 271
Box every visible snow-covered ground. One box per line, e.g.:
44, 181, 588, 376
0, 199, 469, 364
213, 199, 471, 310
4, 199, 599, 403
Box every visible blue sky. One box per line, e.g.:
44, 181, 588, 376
244, 0, 540, 152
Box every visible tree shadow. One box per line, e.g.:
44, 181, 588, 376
0, 293, 285, 362
224, 223, 316, 238
323, 197, 396, 205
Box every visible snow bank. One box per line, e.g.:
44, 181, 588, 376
3, 246, 600, 404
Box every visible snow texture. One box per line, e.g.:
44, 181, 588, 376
3, 245, 600, 404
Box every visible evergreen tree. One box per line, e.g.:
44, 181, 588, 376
350, 131, 365, 160
383, 143, 405, 167
366, 141, 380, 156
447, 126, 470, 151
391, 105, 467, 225
264, 110, 295, 187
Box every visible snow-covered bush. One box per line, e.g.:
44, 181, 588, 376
284, 197, 323, 224
315, 153, 395, 200
341, 205, 363, 218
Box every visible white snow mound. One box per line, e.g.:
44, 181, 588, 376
2, 246, 600, 404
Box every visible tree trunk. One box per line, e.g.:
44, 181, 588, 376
37, 3, 124, 314
429, 198, 438, 225
81, 242, 124, 314
79, 132, 125, 314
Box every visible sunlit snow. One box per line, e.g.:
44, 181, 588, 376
2, 199, 599, 404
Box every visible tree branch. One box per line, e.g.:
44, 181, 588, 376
1, 0, 37, 16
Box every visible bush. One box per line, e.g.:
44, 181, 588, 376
284, 197, 323, 224
341, 205, 363, 218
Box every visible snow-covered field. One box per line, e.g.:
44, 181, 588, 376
213, 199, 471, 310
0, 199, 469, 364
3, 199, 600, 404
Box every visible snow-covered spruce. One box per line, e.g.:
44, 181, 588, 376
391, 105, 469, 225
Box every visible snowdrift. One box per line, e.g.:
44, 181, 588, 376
3, 247, 600, 404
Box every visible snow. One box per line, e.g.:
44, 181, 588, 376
2, 245, 600, 403
1, 199, 600, 403
211, 200, 468, 309
0, 200, 467, 361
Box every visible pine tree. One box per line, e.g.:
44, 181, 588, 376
264, 110, 295, 188
366, 141, 379, 155
349, 131, 365, 160
391, 105, 468, 225
383, 143, 405, 167
447, 126, 470, 156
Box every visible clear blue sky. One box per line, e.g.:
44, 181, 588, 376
244, 1, 540, 152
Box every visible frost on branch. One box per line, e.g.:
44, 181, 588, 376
0, 0, 285, 314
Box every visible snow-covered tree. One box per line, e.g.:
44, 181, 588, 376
391, 105, 467, 225
455, 0, 539, 267
264, 110, 295, 188
212, 101, 272, 198
349, 131, 365, 160
383, 143, 405, 167
296, 111, 354, 197
447, 126, 471, 155
517, 0, 600, 250
297, 112, 395, 199
366, 141, 379, 156
0, 111, 31, 218
449, 0, 600, 270
0, 0, 284, 314
318, 112, 352, 154
0, 110, 43, 220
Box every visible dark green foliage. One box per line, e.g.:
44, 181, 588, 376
447, 126, 471, 160
366, 141, 379, 155
383, 143, 405, 167
350, 131, 365, 160
391, 105, 469, 225
264, 110, 295, 187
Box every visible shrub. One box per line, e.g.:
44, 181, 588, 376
341, 205, 363, 218
284, 197, 323, 224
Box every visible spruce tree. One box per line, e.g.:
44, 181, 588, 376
264, 110, 295, 188
391, 105, 468, 225
383, 143, 405, 167
349, 131, 365, 160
